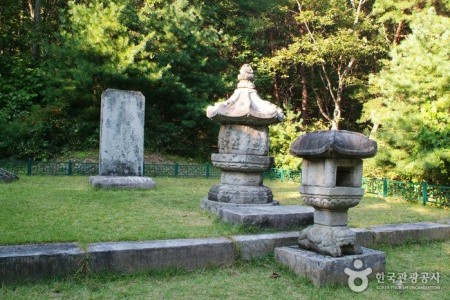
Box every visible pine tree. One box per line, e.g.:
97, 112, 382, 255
364, 7, 450, 184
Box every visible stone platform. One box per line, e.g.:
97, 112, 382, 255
275, 246, 386, 287
201, 198, 313, 229
89, 176, 156, 189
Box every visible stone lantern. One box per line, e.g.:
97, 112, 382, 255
201, 64, 284, 211
290, 130, 377, 257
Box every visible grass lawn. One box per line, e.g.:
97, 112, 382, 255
0, 176, 449, 299
0, 176, 448, 246
0, 240, 448, 299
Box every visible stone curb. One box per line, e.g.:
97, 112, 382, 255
88, 238, 234, 273
0, 243, 84, 283
1, 222, 449, 283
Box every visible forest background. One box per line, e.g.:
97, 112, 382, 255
0, 0, 448, 185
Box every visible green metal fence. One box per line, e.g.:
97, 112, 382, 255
361, 177, 449, 207
1, 159, 448, 207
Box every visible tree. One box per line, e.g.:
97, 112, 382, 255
259, 0, 385, 129
372, 0, 449, 46
362, 7, 449, 184
269, 108, 327, 169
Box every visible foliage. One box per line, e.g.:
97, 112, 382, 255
258, 0, 387, 130
269, 108, 327, 169
362, 7, 450, 184
0, 0, 448, 184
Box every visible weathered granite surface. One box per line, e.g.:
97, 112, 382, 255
290, 130, 377, 158
207, 64, 283, 126
291, 130, 377, 257
370, 221, 450, 245
88, 238, 234, 273
89, 176, 156, 189
218, 205, 314, 229
275, 246, 386, 287
0, 243, 84, 283
90, 89, 155, 189
0, 222, 448, 283
203, 64, 283, 206
99, 89, 146, 176
232, 232, 299, 260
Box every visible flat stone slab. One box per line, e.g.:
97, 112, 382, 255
232, 232, 298, 260
0, 243, 84, 283
275, 246, 386, 287
350, 228, 375, 248
369, 222, 450, 245
218, 205, 314, 230
88, 238, 234, 273
89, 176, 156, 189
200, 197, 279, 214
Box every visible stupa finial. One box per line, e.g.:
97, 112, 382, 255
237, 64, 255, 89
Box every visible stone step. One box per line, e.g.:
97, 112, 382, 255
218, 205, 314, 230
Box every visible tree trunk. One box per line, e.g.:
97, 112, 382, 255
269, 30, 281, 106
369, 123, 379, 139
30, 0, 41, 61
300, 65, 308, 121
394, 21, 404, 45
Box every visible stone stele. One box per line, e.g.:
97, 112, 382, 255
201, 64, 283, 209
89, 89, 155, 189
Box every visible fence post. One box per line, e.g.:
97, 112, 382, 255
205, 163, 210, 178
68, 160, 72, 176
27, 158, 32, 176
382, 178, 388, 197
280, 168, 284, 182
174, 162, 179, 177
142, 163, 145, 176
422, 181, 428, 206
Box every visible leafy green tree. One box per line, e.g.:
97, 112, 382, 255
0, 0, 65, 158
363, 7, 449, 184
269, 108, 327, 169
372, 0, 449, 46
258, 0, 386, 130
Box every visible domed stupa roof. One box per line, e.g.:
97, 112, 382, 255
206, 64, 284, 125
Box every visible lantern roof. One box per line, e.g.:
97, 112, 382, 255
290, 130, 377, 158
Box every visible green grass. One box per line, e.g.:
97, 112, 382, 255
0, 176, 448, 246
1, 177, 449, 299
0, 240, 448, 299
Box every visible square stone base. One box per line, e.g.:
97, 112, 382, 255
201, 198, 313, 230
89, 176, 156, 189
275, 246, 385, 287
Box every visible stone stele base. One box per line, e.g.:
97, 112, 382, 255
200, 198, 314, 230
89, 176, 156, 189
275, 246, 386, 287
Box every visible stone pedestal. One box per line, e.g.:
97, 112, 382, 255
90, 89, 155, 189
275, 246, 386, 287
